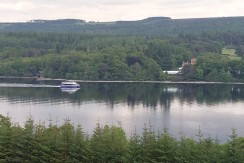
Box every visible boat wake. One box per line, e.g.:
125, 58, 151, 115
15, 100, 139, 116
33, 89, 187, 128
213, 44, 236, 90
0, 83, 60, 88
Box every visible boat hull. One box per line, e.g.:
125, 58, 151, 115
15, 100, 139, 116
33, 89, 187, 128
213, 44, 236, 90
61, 87, 80, 94
60, 85, 80, 88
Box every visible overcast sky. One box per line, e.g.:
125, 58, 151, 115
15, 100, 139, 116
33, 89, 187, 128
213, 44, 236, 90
0, 0, 243, 22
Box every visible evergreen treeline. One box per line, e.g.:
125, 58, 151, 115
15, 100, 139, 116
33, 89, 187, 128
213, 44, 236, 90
0, 32, 244, 81
0, 115, 243, 162
1, 17, 244, 36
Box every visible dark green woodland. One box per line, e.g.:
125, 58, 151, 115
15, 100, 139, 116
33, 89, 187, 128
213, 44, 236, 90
1, 17, 244, 81
0, 115, 243, 163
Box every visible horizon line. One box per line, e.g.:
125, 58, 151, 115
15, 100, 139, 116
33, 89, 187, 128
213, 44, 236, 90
0, 15, 243, 24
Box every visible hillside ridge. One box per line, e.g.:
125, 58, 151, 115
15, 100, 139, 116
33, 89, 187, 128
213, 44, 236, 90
1, 16, 244, 36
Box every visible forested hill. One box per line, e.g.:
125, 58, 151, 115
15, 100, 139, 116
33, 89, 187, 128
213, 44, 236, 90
0, 17, 244, 82
1, 16, 244, 35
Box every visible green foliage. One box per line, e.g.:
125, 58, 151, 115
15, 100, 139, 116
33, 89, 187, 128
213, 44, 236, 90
154, 129, 178, 162
90, 123, 127, 162
0, 115, 12, 163
0, 31, 244, 82
0, 115, 243, 162
183, 53, 239, 82
224, 129, 244, 163
181, 64, 197, 80
1, 17, 244, 36
236, 45, 244, 57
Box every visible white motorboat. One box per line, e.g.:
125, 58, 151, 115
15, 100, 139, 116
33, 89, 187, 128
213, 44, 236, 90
60, 81, 80, 88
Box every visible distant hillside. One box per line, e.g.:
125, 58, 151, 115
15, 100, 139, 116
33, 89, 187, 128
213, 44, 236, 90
0, 17, 244, 36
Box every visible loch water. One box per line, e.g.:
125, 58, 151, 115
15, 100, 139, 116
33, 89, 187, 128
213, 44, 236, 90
0, 78, 243, 142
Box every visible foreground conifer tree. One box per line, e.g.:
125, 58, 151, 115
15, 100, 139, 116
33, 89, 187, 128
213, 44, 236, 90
0, 115, 243, 163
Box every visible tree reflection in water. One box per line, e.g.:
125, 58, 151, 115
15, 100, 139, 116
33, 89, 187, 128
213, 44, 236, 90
0, 82, 243, 109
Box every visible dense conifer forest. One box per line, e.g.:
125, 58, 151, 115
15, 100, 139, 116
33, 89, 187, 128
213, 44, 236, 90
0, 31, 243, 81
0, 115, 243, 162
1, 17, 244, 81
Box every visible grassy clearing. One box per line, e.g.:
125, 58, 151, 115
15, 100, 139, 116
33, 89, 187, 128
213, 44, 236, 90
222, 47, 241, 60
222, 47, 236, 55
228, 55, 242, 60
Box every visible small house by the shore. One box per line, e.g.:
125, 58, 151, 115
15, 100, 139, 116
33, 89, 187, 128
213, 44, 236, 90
164, 58, 197, 75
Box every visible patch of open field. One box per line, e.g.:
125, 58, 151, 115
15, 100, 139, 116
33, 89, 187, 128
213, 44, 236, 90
222, 47, 236, 55
222, 47, 241, 60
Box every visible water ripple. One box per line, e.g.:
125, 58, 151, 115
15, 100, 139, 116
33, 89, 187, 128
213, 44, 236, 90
0, 83, 60, 88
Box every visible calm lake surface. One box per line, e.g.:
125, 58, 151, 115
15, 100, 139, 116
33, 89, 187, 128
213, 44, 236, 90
0, 78, 243, 142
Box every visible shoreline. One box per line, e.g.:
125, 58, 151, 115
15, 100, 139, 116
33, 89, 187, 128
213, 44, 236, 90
1, 76, 244, 85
